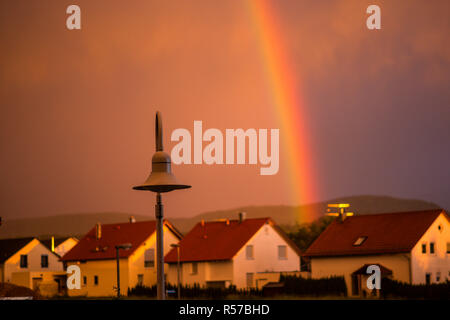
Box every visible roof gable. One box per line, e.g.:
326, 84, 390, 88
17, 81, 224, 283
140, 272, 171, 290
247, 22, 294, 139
40, 237, 77, 251
304, 209, 445, 257
0, 237, 36, 263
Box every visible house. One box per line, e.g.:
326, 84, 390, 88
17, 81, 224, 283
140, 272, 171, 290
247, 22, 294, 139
61, 219, 182, 297
0, 237, 66, 296
164, 215, 302, 289
303, 209, 450, 296
41, 237, 79, 258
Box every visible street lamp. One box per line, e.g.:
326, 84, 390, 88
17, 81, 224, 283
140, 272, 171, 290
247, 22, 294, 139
170, 243, 181, 299
133, 111, 191, 300
115, 243, 132, 298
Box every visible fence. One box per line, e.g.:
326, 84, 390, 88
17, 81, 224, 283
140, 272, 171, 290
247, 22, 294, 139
128, 275, 347, 298
128, 283, 262, 299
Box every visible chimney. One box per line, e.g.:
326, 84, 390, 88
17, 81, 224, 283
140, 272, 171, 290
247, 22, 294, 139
238, 212, 246, 223
129, 216, 136, 223
51, 236, 55, 252
95, 223, 102, 240
201, 219, 207, 239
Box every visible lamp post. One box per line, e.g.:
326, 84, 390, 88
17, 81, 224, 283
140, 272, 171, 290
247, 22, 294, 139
115, 243, 132, 298
133, 111, 191, 300
170, 243, 181, 299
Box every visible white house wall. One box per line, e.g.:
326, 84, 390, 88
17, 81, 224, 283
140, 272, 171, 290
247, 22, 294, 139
411, 212, 450, 284
127, 224, 181, 289
232, 222, 300, 289
167, 260, 234, 287
4, 239, 64, 283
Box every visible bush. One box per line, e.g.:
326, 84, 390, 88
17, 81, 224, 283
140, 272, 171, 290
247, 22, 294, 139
0, 282, 41, 300
381, 278, 450, 300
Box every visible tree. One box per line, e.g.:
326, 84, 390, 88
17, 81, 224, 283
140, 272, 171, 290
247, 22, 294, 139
287, 216, 334, 251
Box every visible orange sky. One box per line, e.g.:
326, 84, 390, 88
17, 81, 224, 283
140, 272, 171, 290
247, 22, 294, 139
0, 1, 449, 220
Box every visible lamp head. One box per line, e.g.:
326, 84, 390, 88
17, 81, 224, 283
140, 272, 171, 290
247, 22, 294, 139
133, 111, 191, 193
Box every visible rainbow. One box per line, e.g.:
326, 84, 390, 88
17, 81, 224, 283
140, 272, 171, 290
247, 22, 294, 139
247, 0, 319, 222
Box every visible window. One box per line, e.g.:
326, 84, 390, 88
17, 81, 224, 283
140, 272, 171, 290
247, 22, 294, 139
246, 273, 254, 288
430, 242, 435, 254
246, 245, 254, 260
41, 255, 48, 268
422, 243, 427, 254
191, 262, 198, 275
20, 255, 28, 268
353, 236, 367, 246
446, 243, 450, 254
137, 274, 144, 286
83, 276, 87, 286
144, 249, 155, 268
436, 272, 441, 282
278, 245, 287, 260
425, 273, 431, 285
94, 276, 99, 286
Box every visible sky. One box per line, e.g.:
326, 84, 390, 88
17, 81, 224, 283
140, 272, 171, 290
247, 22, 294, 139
0, 0, 449, 220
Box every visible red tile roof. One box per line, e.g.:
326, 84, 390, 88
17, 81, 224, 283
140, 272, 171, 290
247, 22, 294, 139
62, 220, 181, 261
165, 217, 300, 263
303, 209, 446, 257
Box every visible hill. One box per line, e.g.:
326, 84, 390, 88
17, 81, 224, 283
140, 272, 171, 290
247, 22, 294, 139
170, 195, 441, 233
0, 195, 441, 239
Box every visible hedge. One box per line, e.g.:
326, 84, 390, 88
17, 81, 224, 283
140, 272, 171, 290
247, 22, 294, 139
381, 278, 450, 300
128, 275, 347, 298
280, 274, 347, 297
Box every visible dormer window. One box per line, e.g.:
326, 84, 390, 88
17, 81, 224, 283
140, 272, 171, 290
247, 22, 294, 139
353, 236, 367, 246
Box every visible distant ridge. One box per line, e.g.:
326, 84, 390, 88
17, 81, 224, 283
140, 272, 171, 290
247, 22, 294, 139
0, 195, 441, 239
0, 212, 150, 240
170, 195, 441, 233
